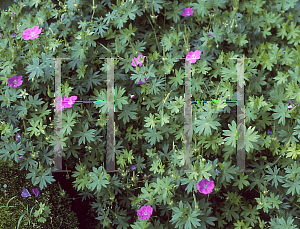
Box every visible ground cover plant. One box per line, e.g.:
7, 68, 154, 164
1, 0, 300, 228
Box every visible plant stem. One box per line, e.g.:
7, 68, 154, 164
146, 15, 159, 52
27, 41, 34, 65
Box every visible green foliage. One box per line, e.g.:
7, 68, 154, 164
1, 0, 300, 228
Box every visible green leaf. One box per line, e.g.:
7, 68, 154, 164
149, 158, 165, 176
272, 101, 290, 125
73, 122, 96, 145
114, 86, 129, 111
166, 95, 185, 115
154, 109, 170, 127
269, 192, 282, 210
103, 10, 118, 25
143, 128, 163, 145
170, 201, 202, 229
83, 29, 100, 47
0, 60, 16, 76
131, 220, 151, 229
118, 103, 138, 124
191, 0, 209, 18
161, 34, 174, 52
122, 149, 134, 164
151, 0, 165, 13
223, 120, 236, 148
71, 43, 87, 61
48, 38, 62, 52
232, 173, 250, 190
28, 94, 44, 108
15, 100, 29, 119
91, 17, 109, 37
273, 71, 289, 85
164, 1, 183, 23
286, 142, 300, 160
244, 126, 260, 152
194, 112, 221, 137
144, 113, 157, 129
87, 166, 110, 192
61, 108, 78, 136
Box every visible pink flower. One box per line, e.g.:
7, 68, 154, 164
19, 156, 23, 160
208, 33, 213, 36
62, 95, 77, 108
22, 25, 42, 40
55, 95, 77, 111
182, 8, 193, 17
186, 50, 201, 64
137, 205, 153, 220
137, 77, 150, 85
10, 12, 16, 15
7, 76, 23, 88
0, 34, 1, 38
197, 179, 214, 194
131, 54, 145, 67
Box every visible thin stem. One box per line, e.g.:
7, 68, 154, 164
0, 89, 8, 103
27, 41, 34, 65
146, 15, 159, 52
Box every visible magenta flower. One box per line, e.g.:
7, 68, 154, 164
32, 188, 40, 197
55, 95, 77, 111
208, 33, 213, 36
22, 25, 42, 40
137, 77, 150, 85
186, 50, 201, 64
131, 95, 135, 99
182, 8, 193, 17
19, 156, 23, 160
62, 95, 77, 108
7, 76, 23, 88
197, 179, 214, 194
0, 34, 1, 38
10, 12, 16, 15
131, 54, 145, 67
21, 188, 31, 198
137, 205, 153, 220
